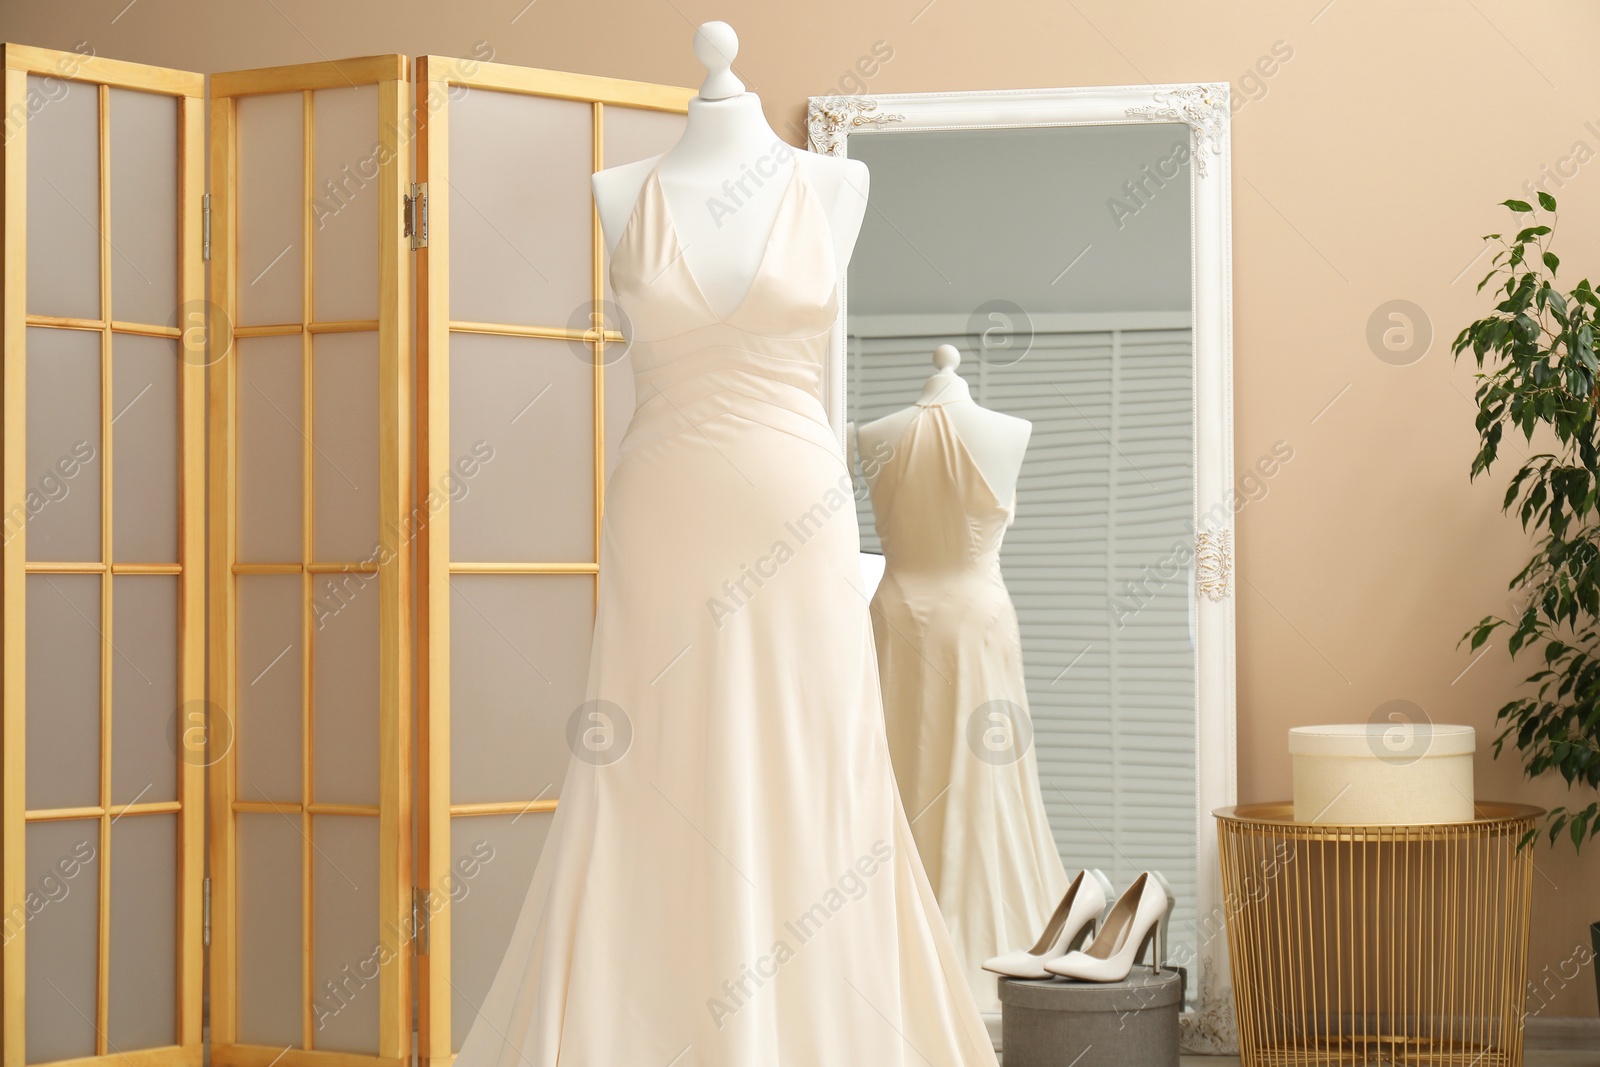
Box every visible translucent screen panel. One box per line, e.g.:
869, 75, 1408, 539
311, 816, 380, 1053
108, 87, 179, 327
25, 574, 100, 811
111, 575, 178, 805
312, 84, 379, 323
599, 105, 685, 169
25, 326, 101, 563
236, 334, 303, 563
448, 90, 591, 327
112, 332, 180, 562
237, 812, 303, 1046
23, 818, 101, 1063
236, 575, 303, 804
312, 568, 379, 807
449, 333, 593, 563
25, 74, 99, 321
450, 575, 591, 805
108, 813, 177, 1049
235, 91, 304, 327
312, 330, 379, 562
600, 104, 686, 308
448, 813, 549, 1051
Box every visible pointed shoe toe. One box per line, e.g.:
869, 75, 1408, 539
983, 949, 1055, 980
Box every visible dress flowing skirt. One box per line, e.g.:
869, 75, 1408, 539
871, 569, 1071, 1013
454, 374, 999, 1067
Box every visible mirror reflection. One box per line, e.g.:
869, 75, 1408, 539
844, 122, 1198, 1012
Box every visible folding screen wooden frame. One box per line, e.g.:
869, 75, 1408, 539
412, 57, 692, 1064
1, 43, 208, 1067
1, 41, 692, 1067
206, 55, 412, 1067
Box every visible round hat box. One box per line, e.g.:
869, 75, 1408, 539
1289, 723, 1475, 824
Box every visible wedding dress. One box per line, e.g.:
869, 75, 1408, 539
453, 155, 998, 1066
865, 400, 1072, 1013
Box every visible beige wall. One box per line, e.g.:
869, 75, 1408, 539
4, 0, 1596, 1019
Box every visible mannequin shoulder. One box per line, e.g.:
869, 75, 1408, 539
592, 155, 657, 202
797, 150, 868, 263
592, 155, 660, 249
993, 408, 1031, 437
959, 404, 1032, 446
996, 409, 1032, 449
856, 405, 914, 447
797, 150, 869, 208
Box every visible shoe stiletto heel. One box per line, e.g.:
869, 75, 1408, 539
1133, 906, 1171, 973
982, 869, 1114, 980
1045, 870, 1176, 983
1142, 870, 1174, 974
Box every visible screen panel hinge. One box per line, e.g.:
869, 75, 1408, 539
404, 182, 428, 250
203, 876, 211, 946
202, 192, 211, 261
413, 886, 431, 955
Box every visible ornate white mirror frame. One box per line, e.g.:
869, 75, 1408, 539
808, 84, 1239, 1051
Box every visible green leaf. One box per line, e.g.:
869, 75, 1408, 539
1463, 193, 1600, 858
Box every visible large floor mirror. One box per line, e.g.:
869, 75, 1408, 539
810, 86, 1237, 1049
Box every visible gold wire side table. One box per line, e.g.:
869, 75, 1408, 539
1214, 802, 1542, 1067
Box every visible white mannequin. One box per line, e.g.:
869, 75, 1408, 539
593, 21, 869, 317
854, 344, 1032, 508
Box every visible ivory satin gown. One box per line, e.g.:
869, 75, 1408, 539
453, 155, 998, 1066
865, 401, 1072, 1012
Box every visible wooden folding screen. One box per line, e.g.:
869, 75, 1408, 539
205, 55, 412, 1067
1, 42, 693, 1067
0, 42, 207, 1067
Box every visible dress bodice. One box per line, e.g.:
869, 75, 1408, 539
866, 401, 1017, 576
607, 156, 841, 458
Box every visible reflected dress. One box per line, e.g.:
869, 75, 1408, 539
865, 400, 1071, 1012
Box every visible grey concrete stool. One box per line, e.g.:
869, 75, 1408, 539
998, 968, 1183, 1067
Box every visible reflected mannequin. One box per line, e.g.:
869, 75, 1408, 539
855, 345, 1071, 1013
855, 345, 1029, 507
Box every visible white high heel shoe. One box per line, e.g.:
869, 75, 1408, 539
1044, 870, 1175, 982
982, 869, 1114, 980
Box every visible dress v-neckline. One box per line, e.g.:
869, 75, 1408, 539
626, 156, 807, 323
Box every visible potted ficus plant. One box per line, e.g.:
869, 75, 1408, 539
1456, 191, 1600, 1011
